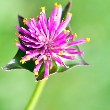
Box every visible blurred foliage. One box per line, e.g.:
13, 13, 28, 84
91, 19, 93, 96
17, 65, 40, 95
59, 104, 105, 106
0, 0, 110, 110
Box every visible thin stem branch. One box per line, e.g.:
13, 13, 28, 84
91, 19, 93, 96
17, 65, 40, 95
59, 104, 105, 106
25, 79, 47, 110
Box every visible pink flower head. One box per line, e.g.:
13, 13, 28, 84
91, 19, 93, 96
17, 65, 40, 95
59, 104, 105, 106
16, 3, 90, 79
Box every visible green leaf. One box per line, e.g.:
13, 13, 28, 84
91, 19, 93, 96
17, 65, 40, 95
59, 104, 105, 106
61, 0, 72, 20
57, 46, 88, 72
18, 15, 28, 29
3, 49, 35, 71
3, 15, 34, 72
62, 0, 72, 34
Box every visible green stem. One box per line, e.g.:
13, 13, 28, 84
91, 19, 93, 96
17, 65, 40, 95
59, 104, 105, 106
25, 79, 47, 110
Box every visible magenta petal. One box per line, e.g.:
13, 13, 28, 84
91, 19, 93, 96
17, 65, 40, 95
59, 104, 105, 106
52, 56, 68, 68
49, 60, 53, 68
37, 55, 44, 61
34, 62, 42, 72
69, 51, 84, 54
16, 26, 31, 36
67, 39, 87, 46
44, 61, 49, 78
24, 43, 44, 49
66, 34, 75, 40
60, 55, 75, 60
66, 48, 84, 54
55, 13, 72, 35
52, 40, 66, 47
16, 42, 26, 51
38, 13, 48, 36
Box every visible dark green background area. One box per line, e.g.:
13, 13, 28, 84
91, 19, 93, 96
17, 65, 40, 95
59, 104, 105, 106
0, 0, 110, 110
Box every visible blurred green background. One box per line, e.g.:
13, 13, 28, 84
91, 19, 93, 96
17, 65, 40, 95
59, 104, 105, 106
0, 0, 110, 110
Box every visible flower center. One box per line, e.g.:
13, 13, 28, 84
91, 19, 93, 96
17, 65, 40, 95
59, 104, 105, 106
38, 35, 47, 43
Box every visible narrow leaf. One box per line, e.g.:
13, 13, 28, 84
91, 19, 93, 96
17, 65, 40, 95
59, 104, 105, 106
61, 0, 72, 20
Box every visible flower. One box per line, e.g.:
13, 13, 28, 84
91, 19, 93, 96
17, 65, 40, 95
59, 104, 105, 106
15, 3, 90, 79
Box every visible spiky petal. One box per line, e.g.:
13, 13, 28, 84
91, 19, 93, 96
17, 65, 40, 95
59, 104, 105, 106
16, 3, 89, 80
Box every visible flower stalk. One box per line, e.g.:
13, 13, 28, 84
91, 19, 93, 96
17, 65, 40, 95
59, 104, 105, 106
25, 79, 47, 110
